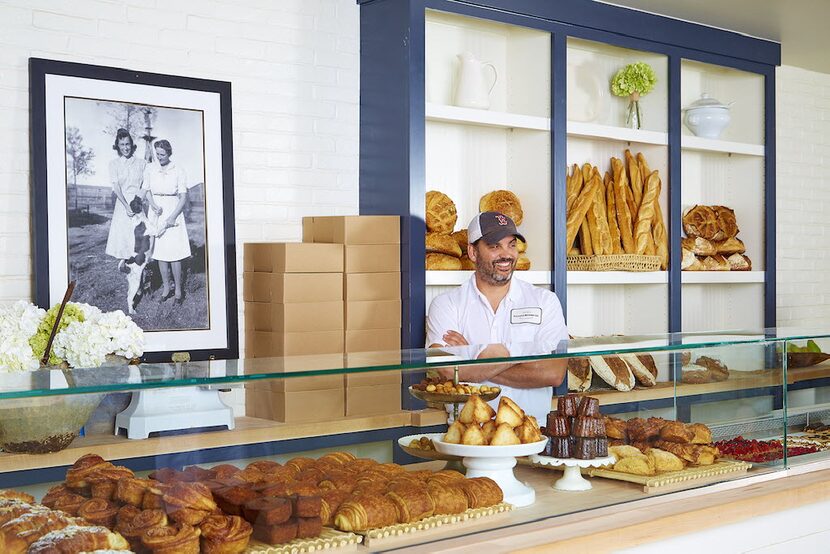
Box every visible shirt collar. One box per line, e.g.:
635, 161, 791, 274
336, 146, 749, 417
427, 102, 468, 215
469, 274, 519, 313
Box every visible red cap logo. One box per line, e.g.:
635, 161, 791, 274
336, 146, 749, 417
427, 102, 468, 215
495, 214, 508, 226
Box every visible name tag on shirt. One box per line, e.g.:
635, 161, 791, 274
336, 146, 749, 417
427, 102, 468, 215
510, 307, 542, 325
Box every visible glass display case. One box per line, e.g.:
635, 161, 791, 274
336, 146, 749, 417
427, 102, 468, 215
2, 330, 828, 551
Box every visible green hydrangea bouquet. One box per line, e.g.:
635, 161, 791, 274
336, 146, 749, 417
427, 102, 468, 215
610, 62, 657, 129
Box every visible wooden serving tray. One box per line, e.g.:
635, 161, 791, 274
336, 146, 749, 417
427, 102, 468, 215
246, 528, 361, 554
359, 502, 514, 547
585, 460, 751, 493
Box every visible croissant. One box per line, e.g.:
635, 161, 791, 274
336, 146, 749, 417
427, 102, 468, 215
117, 508, 168, 550
386, 488, 435, 523
458, 478, 503, 509
658, 421, 695, 444
320, 490, 350, 526
236, 466, 267, 484
162, 482, 217, 525
344, 458, 379, 473
333, 495, 399, 531
318, 471, 358, 493
199, 515, 253, 554
65, 454, 110, 492
0, 490, 34, 504
77, 498, 119, 528
27, 524, 130, 553
626, 417, 663, 443
141, 524, 201, 554
426, 483, 468, 515
0, 501, 40, 526
0, 509, 75, 553
182, 465, 216, 481
246, 460, 283, 473
149, 467, 184, 484
284, 457, 316, 476
209, 464, 242, 480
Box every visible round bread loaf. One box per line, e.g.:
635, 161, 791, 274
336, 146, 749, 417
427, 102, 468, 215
515, 254, 530, 271
682, 205, 719, 240
713, 205, 739, 238
425, 191, 457, 233
452, 229, 468, 251
479, 190, 524, 225
459, 255, 475, 270
426, 253, 462, 270
425, 232, 462, 257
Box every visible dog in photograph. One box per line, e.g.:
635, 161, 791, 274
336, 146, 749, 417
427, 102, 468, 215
123, 196, 156, 314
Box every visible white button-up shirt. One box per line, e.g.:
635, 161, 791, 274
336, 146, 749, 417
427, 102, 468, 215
426, 275, 569, 422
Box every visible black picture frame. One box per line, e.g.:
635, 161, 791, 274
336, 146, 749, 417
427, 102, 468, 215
29, 58, 238, 362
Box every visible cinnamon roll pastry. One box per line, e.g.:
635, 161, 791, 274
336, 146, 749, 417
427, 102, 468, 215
41, 485, 71, 506
333, 495, 399, 531
115, 477, 153, 507
426, 483, 468, 516
46, 492, 87, 517
386, 488, 435, 523
182, 465, 216, 482
236, 466, 267, 484
0, 490, 34, 503
210, 464, 242, 479
199, 515, 253, 554
27, 524, 130, 553
114, 505, 141, 529
142, 483, 169, 511
77, 498, 118, 528
319, 490, 350, 526
246, 460, 282, 473
458, 478, 503, 509
117, 508, 168, 549
90, 481, 117, 501
284, 457, 315, 476
88, 465, 135, 485
0, 509, 75, 553
65, 454, 110, 493
140, 524, 200, 554
162, 482, 217, 514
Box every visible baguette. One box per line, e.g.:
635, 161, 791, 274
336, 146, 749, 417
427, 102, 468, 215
566, 164, 583, 213
605, 171, 623, 254
579, 219, 593, 255
652, 174, 669, 269
586, 174, 613, 255
626, 149, 643, 211
634, 170, 660, 255
566, 176, 601, 251
612, 158, 635, 253
582, 163, 593, 186
637, 152, 651, 183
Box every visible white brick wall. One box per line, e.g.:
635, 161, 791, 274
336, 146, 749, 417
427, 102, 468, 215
776, 65, 830, 328
0, 0, 360, 355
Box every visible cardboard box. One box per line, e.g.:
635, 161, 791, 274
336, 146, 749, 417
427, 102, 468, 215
344, 369, 402, 387
242, 353, 346, 374
345, 300, 401, 330
243, 243, 343, 273
344, 272, 400, 302
345, 351, 403, 369
345, 328, 401, 353
244, 272, 343, 303
245, 301, 343, 332
344, 245, 400, 273
246, 372, 343, 392
246, 330, 344, 357
345, 384, 402, 416
303, 215, 400, 245
247, 388, 345, 423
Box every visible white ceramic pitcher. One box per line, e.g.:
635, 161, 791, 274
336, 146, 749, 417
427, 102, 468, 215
454, 52, 498, 109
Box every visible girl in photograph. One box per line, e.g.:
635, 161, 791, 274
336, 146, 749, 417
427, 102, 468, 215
105, 128, 146, 272
143, 139, 191, 306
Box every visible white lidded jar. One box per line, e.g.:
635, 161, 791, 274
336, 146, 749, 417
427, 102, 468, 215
683, 93, 732, 139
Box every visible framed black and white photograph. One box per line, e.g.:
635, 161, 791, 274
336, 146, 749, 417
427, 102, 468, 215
30, 58, 238, 362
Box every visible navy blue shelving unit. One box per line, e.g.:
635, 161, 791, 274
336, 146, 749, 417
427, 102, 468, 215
358, 0, 782, 415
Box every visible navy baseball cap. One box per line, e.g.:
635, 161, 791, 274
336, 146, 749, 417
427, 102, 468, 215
467, 211, 526, 245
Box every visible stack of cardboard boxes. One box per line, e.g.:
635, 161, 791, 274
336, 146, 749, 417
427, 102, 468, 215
243, 243, 346, 423
303, 216, 403, 417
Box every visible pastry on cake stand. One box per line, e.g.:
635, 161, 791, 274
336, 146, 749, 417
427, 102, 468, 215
529, 454, 615, 491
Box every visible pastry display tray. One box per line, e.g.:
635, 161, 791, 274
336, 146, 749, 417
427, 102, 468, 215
531, 459, 751, 493
359, 502, 514, 548
246, 528, 361, 554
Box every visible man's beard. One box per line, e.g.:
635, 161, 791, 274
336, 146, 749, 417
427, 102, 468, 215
475, 255, 515, 285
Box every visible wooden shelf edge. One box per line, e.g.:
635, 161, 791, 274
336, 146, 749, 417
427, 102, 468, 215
568, 121, 668, 145
681, 135, 765, 156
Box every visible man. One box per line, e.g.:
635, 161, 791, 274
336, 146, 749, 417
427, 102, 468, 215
426, 211, 569, 422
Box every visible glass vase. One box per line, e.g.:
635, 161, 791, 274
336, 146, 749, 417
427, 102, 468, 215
626, 93, 642, 130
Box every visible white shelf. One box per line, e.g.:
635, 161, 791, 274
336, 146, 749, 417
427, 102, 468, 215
426, 270, 550, 286
682, 271, 765, 284
681, 135, 765, 156
425, 103, 550, 131
567, 121, 668, 145
567, 271, 667, 285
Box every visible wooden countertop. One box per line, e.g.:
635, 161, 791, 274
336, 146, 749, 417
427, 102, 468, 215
0, 409, 448, 474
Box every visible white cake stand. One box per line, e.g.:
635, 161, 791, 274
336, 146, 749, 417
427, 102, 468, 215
529, 454, 615, 491
434, 437, 548, 507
